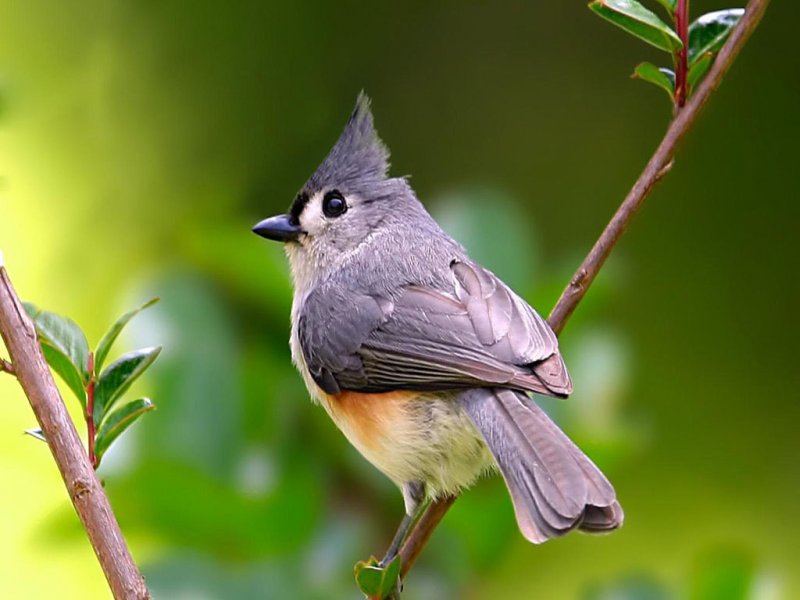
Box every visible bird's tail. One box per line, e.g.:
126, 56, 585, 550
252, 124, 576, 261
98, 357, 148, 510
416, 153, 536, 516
460, 388, 623, 543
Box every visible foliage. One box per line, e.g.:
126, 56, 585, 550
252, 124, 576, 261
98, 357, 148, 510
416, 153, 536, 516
23, 299, 160, 467
589, 0, 683, 52
589, 0, 743, 104
354, 556, 401, 599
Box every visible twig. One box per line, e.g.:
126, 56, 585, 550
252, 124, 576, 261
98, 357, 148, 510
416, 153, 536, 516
86, 352, 98, 469
396, 0, 770, 584
548, 0, 768, 332
674, 0, 690, 108
0, 356, 14, 375
0, 265, 150, 599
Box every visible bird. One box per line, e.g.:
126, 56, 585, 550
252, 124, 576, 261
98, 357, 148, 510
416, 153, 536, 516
252, 93, 623, 567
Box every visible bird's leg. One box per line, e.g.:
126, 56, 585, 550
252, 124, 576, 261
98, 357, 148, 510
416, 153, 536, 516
378, 483, 428, 600
379, 481, 427, 568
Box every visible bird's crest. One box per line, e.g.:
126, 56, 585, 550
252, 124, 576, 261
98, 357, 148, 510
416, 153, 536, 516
305, 92, 391, 194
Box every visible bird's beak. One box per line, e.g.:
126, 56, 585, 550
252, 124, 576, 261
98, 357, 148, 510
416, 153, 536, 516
252, 214, 303, 243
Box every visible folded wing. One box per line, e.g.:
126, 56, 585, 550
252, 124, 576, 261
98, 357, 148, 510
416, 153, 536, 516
299, 260, 571, 397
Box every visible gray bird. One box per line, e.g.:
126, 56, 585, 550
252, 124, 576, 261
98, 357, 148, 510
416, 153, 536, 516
253, 93, 623, 566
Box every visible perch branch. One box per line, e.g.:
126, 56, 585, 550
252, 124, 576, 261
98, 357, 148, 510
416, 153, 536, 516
397, 0, 770, 584
0, 264, 150, 599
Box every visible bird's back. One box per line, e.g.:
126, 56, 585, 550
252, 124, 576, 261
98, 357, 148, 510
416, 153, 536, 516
327, 195, 466, 299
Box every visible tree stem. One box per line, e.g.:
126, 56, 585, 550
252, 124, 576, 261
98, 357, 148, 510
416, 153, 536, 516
86, 352, 98, 469
397, 0, 770, 585
0, 266, 149, 599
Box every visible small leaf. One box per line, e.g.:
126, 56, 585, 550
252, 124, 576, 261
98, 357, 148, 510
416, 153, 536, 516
379, 556, 402, 598
652, 0, 676, 15
588, 0, 683, 53
353, 556, 401, 599
354, 560, 383, 597
94, 398, 155, 460
94, 298, 159, 373
94, 346, 161, 425
41, 344, 87, 406
688, 9, 744, 66
687, 52, 713, 91
24, 303, 90, 404
24, 428, 47, 443
632, 62, 675, 100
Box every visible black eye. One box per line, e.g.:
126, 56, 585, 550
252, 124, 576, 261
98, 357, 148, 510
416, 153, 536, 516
322, 190, 347, 218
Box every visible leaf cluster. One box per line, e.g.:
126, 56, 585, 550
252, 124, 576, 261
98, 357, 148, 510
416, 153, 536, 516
589, 0, 744, 103
24, 299, 160, 465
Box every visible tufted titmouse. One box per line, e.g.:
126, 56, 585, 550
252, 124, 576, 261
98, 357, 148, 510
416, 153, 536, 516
253, 94, 622, 563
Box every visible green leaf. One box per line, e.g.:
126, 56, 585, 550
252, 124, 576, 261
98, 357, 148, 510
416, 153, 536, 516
24, 428, 47, 443
632, 62, 675, 100
353, 556, 401, 599
379, 556, 401, 598
24, 303, 90, 404
94, 297, 159, 373
688, 9, 744, 66
94, 346, 161, 425
652, 0, 676, 15
588, 0, 683, 53
687, 52, 713, 91
354, 559, 383, 597
40, 343, 88, 406
94, 398, 155, 460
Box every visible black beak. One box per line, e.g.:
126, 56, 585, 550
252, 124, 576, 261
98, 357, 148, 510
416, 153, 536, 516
252, 214, 303, 242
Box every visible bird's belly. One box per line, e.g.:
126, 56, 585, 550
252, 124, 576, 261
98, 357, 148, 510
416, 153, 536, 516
289, 318, 494, 496
319, 388, 496, 498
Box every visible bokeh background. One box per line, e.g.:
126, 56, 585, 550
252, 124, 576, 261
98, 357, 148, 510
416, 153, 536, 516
1, 1, 797, 598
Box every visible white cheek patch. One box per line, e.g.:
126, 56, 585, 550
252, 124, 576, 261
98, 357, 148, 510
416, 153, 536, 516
299, 191, 326, 236
299, 191, 363, 234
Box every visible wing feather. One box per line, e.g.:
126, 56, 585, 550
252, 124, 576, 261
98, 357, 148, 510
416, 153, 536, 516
298, 260, 571, 397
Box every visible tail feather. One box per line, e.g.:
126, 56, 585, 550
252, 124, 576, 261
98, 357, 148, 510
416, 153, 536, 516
460, 388, 623, 543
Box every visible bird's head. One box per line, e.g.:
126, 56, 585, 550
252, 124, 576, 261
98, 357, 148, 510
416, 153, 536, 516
253, 93, 413, 283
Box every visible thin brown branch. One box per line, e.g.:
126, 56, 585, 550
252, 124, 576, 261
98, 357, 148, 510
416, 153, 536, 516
548, 0, 770, 333
397, 0, 770, 587
674, 0, 690, 108
0, 356, 15, 375
86, 352, 98, 469
0, 264, 150, 599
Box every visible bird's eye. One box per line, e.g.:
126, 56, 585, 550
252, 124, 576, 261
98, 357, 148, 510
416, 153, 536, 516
322, 190, 347, 218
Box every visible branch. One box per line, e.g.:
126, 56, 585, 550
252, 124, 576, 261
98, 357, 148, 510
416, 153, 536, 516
397, 0, 770, 584
0, 263, 150, 599
549, 0, 769, 332
674, 0, 690, 108
0, 356, 14, 375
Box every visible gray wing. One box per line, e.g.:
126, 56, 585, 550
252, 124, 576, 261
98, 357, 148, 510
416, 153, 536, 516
299, 260, 571, 397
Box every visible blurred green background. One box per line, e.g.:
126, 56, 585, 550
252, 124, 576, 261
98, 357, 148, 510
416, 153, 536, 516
1, 1, 797, 598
